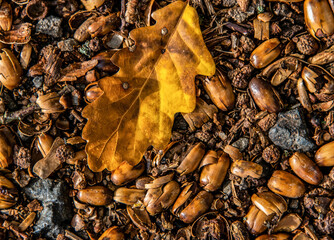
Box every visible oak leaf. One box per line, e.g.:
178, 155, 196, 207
82, 1, 215, 171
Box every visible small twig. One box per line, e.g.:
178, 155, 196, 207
65, 230, 84, 240
120, 0, 127, 32
223, 22, 250, 35
0, 104, 40, 125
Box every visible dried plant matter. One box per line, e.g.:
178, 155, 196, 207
82, 1, 215, 171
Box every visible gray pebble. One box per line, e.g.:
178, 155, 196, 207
36, 16, 62, 38
269, 108, 316, 152
57, 38, 78, 52
232, 137, 249, 152
24, 179, 72, 239
32, 76, 43, 88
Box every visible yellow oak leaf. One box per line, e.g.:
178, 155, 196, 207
82, 1, 215, 171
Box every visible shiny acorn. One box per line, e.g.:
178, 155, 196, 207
179, 190, 213, 223
85, 82, 103, 103
92, 50, 119, 73
249, 77, 283, 113
110, 161, 145, 186
36, 92, 64, 114
20, 43, 32, 69
0, 1, 12, 31
37, 133, 54, 158
273, 213, 302, 233
171, 182, 196, 215
245, 205, 274, 235
304, 0, 334, 39
98, 226, 124, 240
293, 231, 312, 240
200, 151, 230, 191
231, 160, 263, 179
289, 152, 323, 185
113, 187, 146, 205
202, 69, 235, 111
77, 186, 113, 206
0, 48, 23, 90
0, 131, 12, 168
268, 170, 305, 198
177, 142, 205, 175
80, 0, 105, 10
251, 191, 287, 216
256, 233, 291, 240
301, 67, 319, 93
74, 16, 98, 42
297, 78, 312, 112
250, 38, 282, 69
0, 176, 18, 209
144, 180, 180, 215
315, 141, 334, 166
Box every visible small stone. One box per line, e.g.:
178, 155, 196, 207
24, 179, 72, 239
106, 34, 124, 49
36, 16, 62, 38
217, 131, 227, 141
231, 137, 249, 151
57, 38, 78, 52
268, 108, 316, 152
289, 199, 299, 209
32, 76, 44, 88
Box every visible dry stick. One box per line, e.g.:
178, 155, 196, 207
0, 104, 40, 125
120, 0, 127, 32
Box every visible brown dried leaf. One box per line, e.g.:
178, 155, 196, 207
82, 1, 215, 171
33, 137, 64, 179
58, 59, 98, 82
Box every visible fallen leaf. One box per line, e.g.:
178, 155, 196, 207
82, 1, 215, 171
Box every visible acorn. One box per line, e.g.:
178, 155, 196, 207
250, 38, 282, 69
304, 0, 334, 39
0, 48, 23, 90
0, 176, 18, 209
